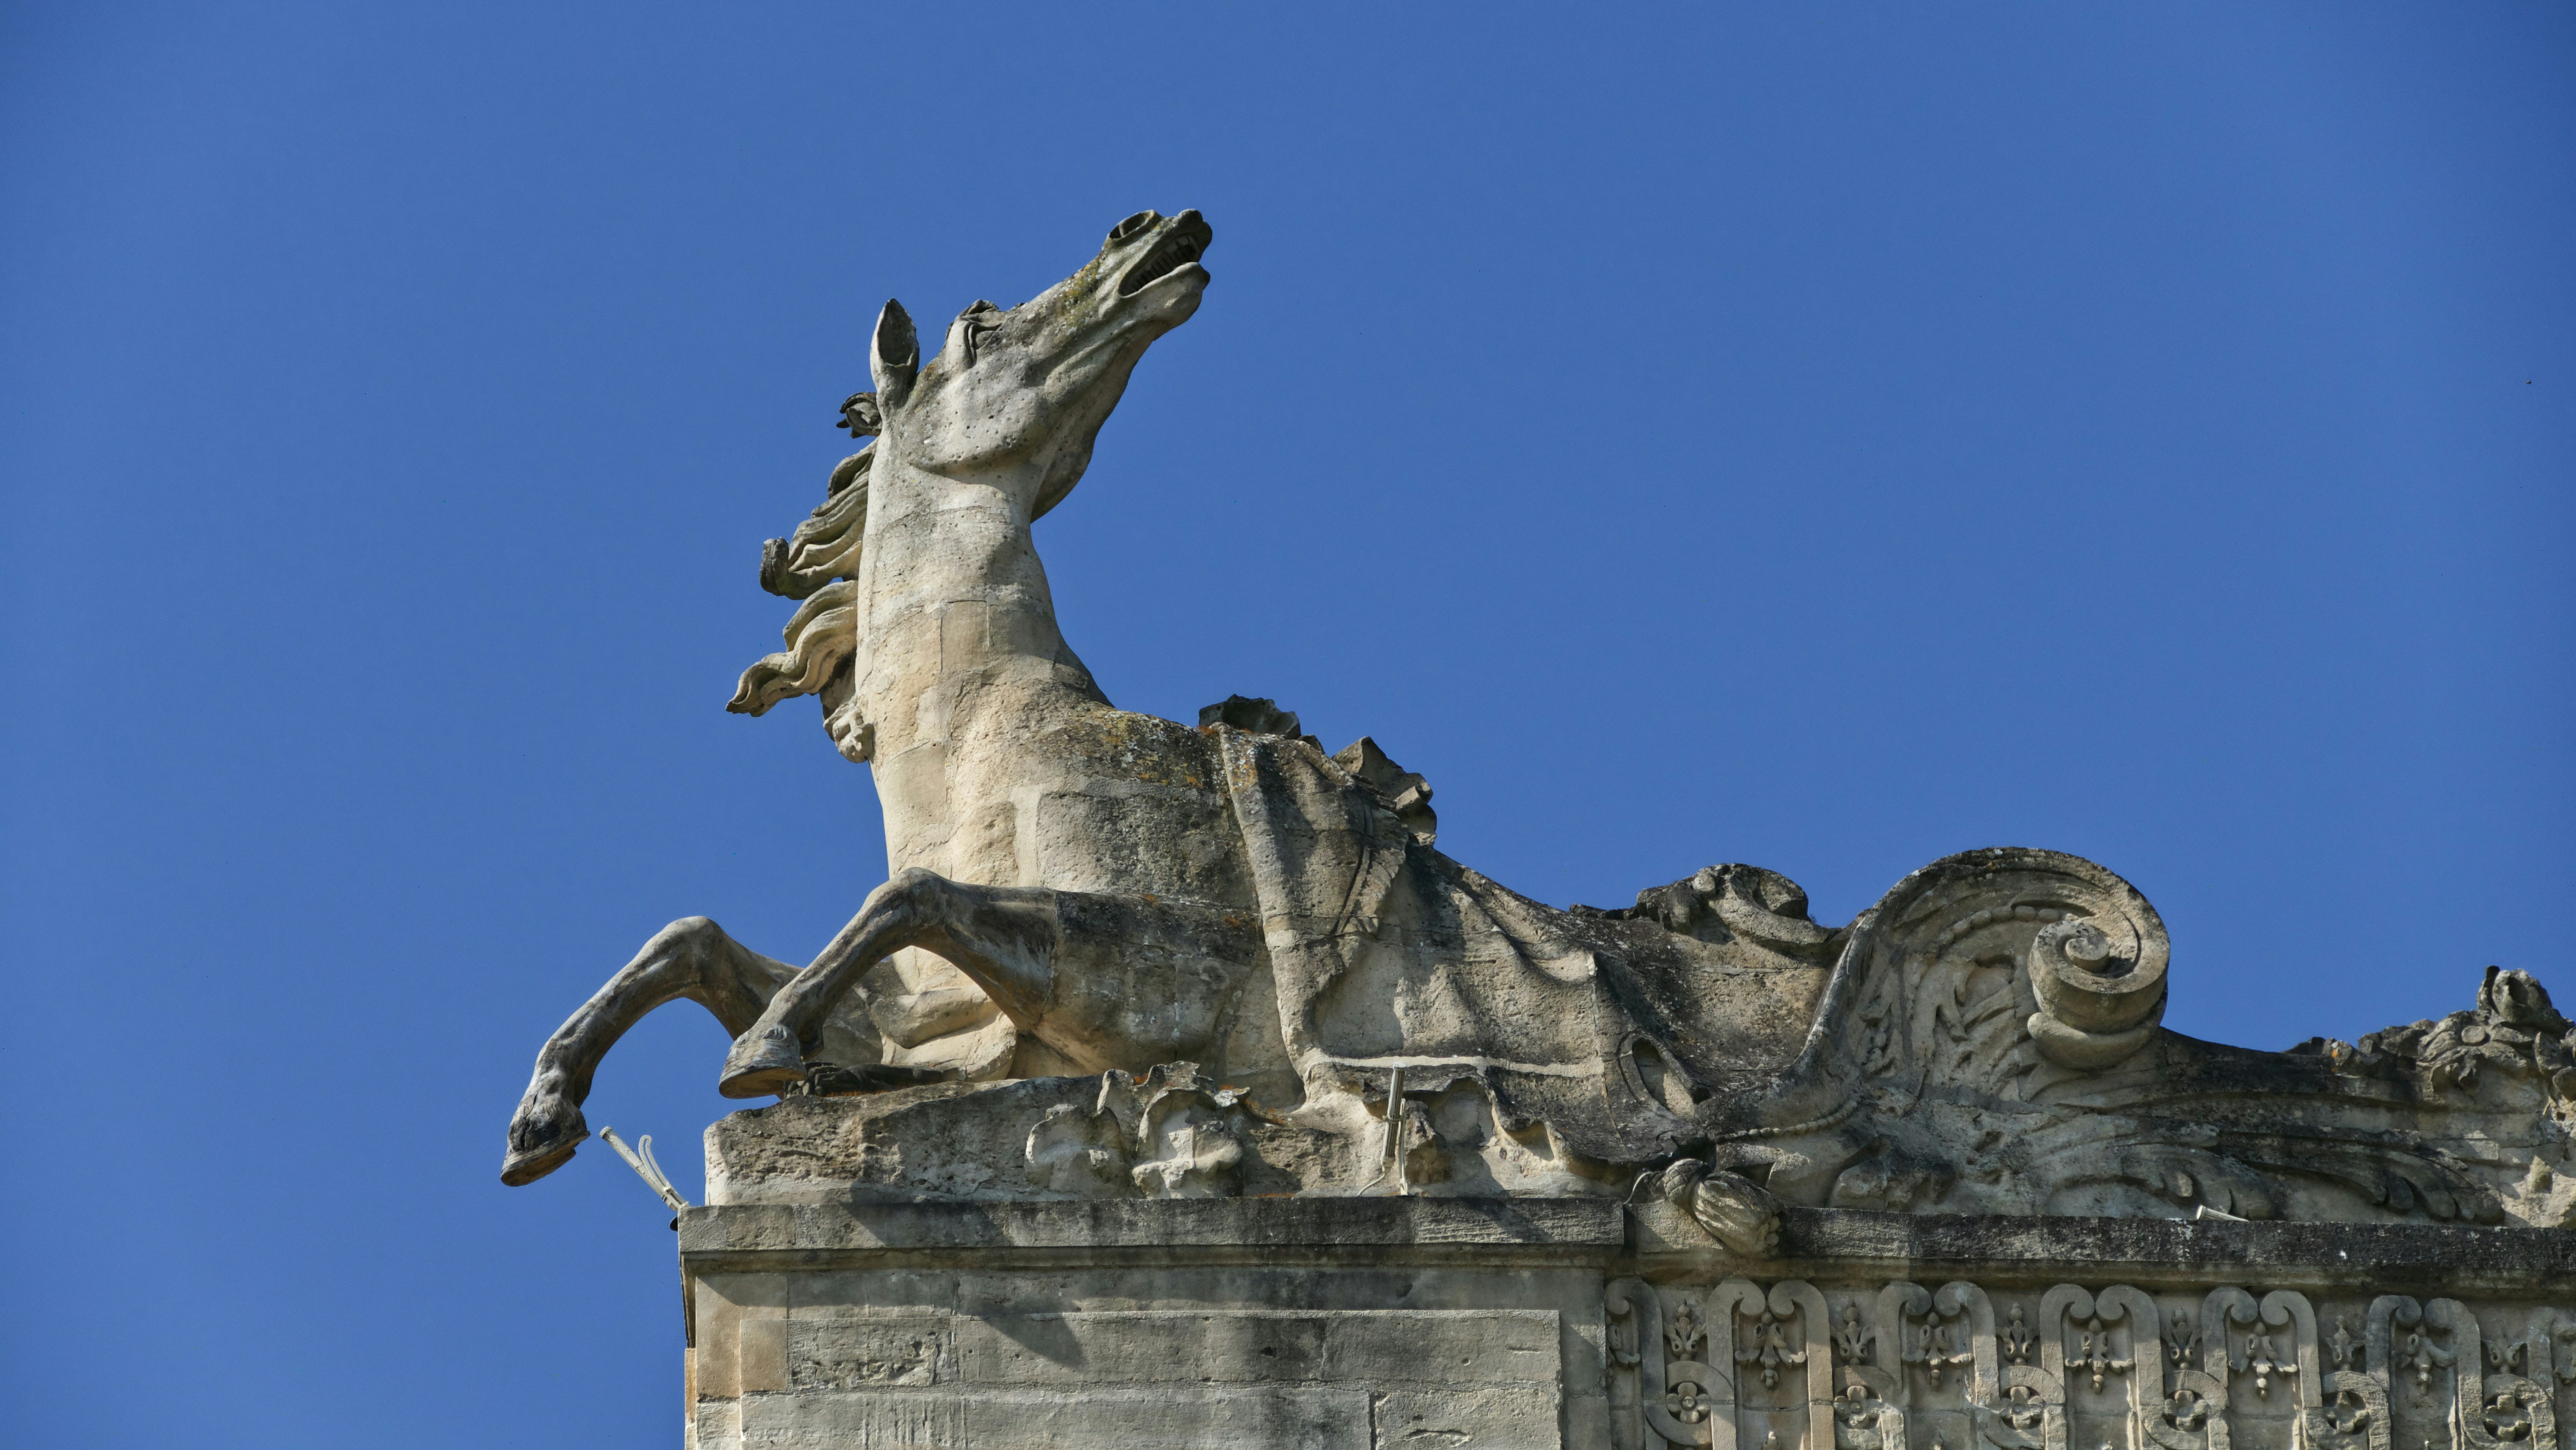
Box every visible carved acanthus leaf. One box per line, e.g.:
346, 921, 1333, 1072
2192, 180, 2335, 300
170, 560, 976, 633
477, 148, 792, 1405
2332, 967, 2576, 1107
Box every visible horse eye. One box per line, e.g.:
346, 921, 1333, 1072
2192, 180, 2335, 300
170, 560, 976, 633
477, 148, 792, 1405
1107, 210, 1158, 244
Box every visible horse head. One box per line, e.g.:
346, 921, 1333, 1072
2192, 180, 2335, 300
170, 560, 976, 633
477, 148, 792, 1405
869, 206, 1212, 514
731, 209, 1212, 757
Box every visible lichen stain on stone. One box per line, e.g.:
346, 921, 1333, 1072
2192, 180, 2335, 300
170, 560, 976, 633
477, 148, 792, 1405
1053, 710, 1215, 792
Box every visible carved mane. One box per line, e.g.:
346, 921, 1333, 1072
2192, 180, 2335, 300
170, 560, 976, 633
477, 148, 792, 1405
727, 444, 869, 717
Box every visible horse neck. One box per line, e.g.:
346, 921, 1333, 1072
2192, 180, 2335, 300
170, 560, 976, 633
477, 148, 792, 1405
855, 450, 1110, 875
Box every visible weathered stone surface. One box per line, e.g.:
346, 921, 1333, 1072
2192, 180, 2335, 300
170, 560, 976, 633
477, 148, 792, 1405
944, 1309, 1560, 1387
677, 1194, 1627, 1258
736, 1386, 1371, 1450
786, 1315, 948, 1389
491, 210, 2571, 1446
679, 1198, 2575, 1450
1371, 1386, 1565, 1450
692, 1290, 1578, 1444
506, 207, 2568, 1236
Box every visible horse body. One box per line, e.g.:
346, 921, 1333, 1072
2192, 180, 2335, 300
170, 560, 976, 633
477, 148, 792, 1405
503, 210, 1286, 1185
812, 212, 1279, 1084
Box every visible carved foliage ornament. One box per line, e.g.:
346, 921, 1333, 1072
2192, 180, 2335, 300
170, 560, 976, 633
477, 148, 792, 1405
1648, 847, 2565, 1229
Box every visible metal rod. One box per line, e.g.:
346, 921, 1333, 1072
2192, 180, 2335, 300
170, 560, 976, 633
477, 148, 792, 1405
600, 1126, 691, 1212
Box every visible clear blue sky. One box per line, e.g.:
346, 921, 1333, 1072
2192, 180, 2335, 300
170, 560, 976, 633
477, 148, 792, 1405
3, 5, 2568, 1445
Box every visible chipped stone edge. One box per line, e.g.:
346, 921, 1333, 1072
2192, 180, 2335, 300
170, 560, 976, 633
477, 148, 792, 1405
678, 1198, 2574, 1293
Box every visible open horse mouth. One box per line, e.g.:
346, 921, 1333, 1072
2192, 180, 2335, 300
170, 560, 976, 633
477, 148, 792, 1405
1116, 211, 1213, 297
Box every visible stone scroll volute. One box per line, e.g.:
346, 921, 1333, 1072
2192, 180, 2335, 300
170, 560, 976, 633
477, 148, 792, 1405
2433, 1298, 2560, 1450
1703, 1279, 1768, 1450
1848, 849, 2172, 1101
1767, 1280, 1838, 1450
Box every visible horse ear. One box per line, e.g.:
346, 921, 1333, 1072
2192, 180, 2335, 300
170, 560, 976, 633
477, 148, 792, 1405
872, 298, 918, 406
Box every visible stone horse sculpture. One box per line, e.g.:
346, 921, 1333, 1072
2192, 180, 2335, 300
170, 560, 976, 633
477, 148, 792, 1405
505, 209, 2573, 1236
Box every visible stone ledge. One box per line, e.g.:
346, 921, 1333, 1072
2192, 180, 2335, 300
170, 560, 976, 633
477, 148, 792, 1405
1755, 1207, 2576, 1291
682, 1197, 2575, 1294
679, 1196, 1628, 1261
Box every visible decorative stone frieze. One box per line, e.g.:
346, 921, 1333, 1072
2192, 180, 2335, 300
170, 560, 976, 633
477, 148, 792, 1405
1603, 1278, 2566, 1450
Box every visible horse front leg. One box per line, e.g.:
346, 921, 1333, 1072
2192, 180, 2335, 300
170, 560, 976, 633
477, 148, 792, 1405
503, 917, 798, 1185
718, 868, 1062, 1098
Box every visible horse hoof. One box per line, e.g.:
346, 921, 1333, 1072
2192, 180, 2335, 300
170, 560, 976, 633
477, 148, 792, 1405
719, 1026, 806, 1099
500, 1134, 585, 1186
501, 1101, 589, 1186
718, 1064, 805, 1098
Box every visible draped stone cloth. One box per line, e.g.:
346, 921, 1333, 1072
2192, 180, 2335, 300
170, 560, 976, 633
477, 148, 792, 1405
1213, 727, 1683, 1165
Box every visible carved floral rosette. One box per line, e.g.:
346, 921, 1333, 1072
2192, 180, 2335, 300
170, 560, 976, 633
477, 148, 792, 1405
1606, 1280, 2572, 1450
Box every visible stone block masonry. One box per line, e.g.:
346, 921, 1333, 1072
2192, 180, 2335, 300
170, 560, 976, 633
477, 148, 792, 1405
676, 1199, 2574, 1450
